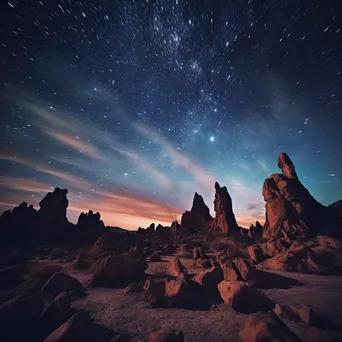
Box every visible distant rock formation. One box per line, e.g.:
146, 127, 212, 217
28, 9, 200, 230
180, 192, 212, 232
262, 153, 342, 239
248, 221, 263, 240
38, 187, 68, 225
211, 182, 239, 234
77, 210, 105, 239
170, 220, 181, 233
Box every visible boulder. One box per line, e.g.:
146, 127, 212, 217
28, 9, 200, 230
92, 255, 147, 287
192, 266, 223, 293
220, 259, 241, 281
168, 258, 185, 277
43, 311, 93, 342
239, 311, 298, 342
165, 274, 192, 308
305, 327, 331, 342
197, 258, 212, 269
125, 282, 144, 295
180, 193, 212, 232
248, 245, 265, 263
146, 329, 184, 342
150, 252, 161, 262
144, 277, 166, 307
72, 255, 92, 270
41, 272, 85, 297
217, 281, 273, 313
41, 292, 72, 335
233, 257, 258, 282
274, 303, 313, 324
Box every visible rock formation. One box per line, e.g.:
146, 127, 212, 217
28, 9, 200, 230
210, 182, 239, 234
180, 192, 212, 232
38, 187, 68, 224
262, 153, 342, 239
77, 210, 105, 237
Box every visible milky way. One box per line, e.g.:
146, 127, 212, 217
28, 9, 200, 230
1, 0, 342, 229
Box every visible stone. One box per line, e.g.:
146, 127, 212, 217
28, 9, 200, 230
233, 257, 258, 282
92, 255, 148, 287
170, 220, 181, 233
168, 258, 185, 277
197, 258, 212, 269
248, 244, 265, 263
41, 272, 85, 297
125, 282, 143, 294
165, 273, 192, 308
217, 281, 273, 313
273, 303, 313, 325
305, 327, 331, 342
144, 277, 166, 308
43, 311, 93, 342
317, 235, 342, 250
192, 266, 223, 293
239, 311, 298, 342
220, 259, 241, 281
248, 221, 263, 240
146, 329, 184, 342
76, 210, 105, 237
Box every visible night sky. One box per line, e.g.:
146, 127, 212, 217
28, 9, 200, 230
1, 0, 342, 230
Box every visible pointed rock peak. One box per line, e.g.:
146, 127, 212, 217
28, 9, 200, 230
215, 181, 220, 190
277, 152, 298, 180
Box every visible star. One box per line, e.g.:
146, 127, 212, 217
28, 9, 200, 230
209, 136, 215, 143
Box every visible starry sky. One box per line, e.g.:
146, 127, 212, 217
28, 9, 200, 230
1, 0, 342, 230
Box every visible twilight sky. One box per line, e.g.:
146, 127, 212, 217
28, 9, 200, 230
1, 0, 342, 230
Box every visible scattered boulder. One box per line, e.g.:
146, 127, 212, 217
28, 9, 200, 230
192, 266, 223, 293
233, 257, 258, 282
196, 258, 212, 269
220, 259, 241, 281
144, 277, 166, 308
248, 245, 265, 263
239, 311, 298, 342
146, 329, 184, 342
43, 311, 93, 342
217, 281, 273, 313
165, 273, 192, 308
92, 255, 147, 287
274, 303, 313, 324
41, 292, 72, 335
41, 272, 85, 297
72, 255, 92, 271
168, 258, 185, 277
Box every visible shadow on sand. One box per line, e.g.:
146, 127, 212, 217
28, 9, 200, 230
257, 270, 305, 289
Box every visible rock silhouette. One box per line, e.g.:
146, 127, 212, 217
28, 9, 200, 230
181, 192, 212, 232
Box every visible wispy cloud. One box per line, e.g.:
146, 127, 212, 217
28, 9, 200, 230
1, 176, 52, 194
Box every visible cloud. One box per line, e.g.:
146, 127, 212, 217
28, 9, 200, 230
0, 176, 52, 194
134, 122, 215, 190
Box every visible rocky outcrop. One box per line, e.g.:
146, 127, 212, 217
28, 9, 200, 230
38, 187, 68, 225
330, 200, 342, 217
248, 221, 263, 240
274, 303, 313, 325
168, 258, 185, 277
210, 182, 239, 234
92, 255, 148, 287
144, 277, 167, 307
170, 220, 181, 233
76, 210, 105, 236
181, 193, 212, 232
262, 153, 342, 239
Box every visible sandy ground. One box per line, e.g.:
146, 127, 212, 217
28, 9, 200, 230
58, 253, 342, 342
